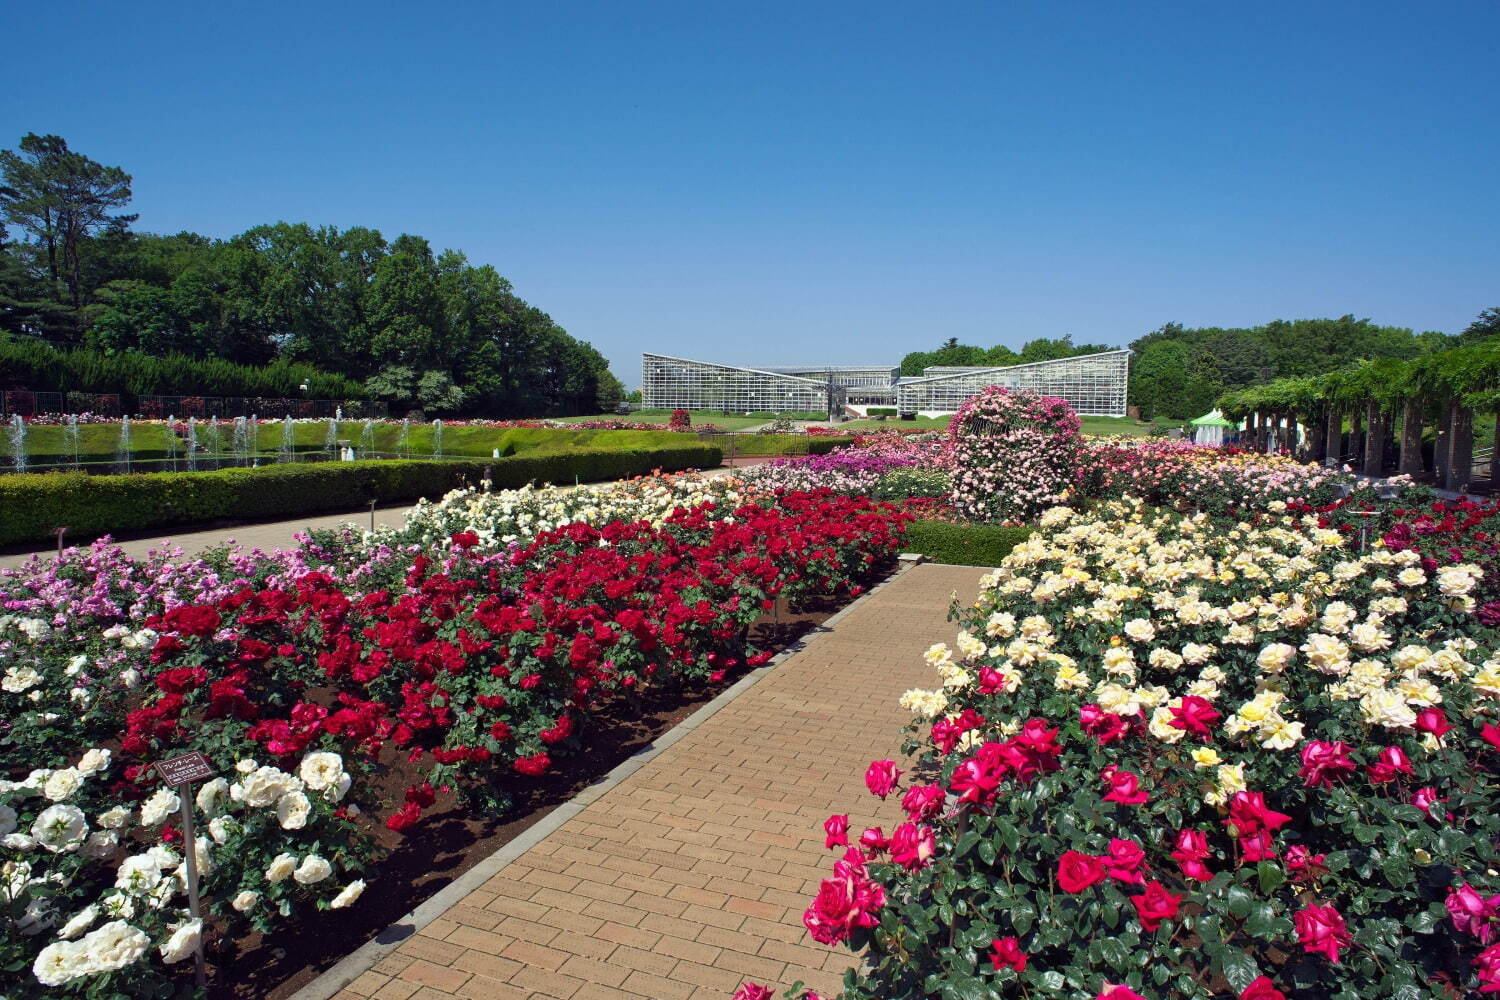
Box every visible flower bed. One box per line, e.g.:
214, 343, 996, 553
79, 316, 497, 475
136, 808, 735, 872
0, 479, 911, 996
735, 434, 945, 496
742, 498, 1500, 999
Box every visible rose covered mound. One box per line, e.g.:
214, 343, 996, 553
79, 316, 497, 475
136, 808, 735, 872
743, 498, 1500, 1000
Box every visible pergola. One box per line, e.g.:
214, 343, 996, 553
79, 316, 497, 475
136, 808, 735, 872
1216, 340, 1500, 491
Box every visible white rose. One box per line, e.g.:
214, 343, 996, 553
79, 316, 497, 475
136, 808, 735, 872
32, 940, 83, 986
2, 666, 42, 693
195, 778, 229, 817
56, 905, 98, 940
42, 768, 82, 802
3, 833, 38, 851
79, 919, 150, 973
31, 804, 88, 853
0, 804, 16, 836
158, 919, 202, 964
96, 806, 131, 830
231, 890, 260, 913
76, 748, 111, 776
329, 879, 365, 909
207, 816, 236, 844
81, 830, 119, 859
265, 853, 297, 883
276, 792, 310, 830
326, 772, 352, 803
65, 654, 88, 676
298, 752, 345, 791
139, 788, 179, 827
293, 854, 332, 885
118, 668, 140, 688
114, 854, 165, 893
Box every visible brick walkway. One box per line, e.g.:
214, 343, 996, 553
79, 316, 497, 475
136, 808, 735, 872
331, 563, 987, 1000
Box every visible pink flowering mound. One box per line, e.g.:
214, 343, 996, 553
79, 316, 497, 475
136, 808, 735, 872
947, 386, 1082, 522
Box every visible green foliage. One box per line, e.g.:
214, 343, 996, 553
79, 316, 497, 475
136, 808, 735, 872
867, 407, 898, 417
0, 134, 623, 417
874, 467, 951, 501
0, 334, 359, 402
1133, 317, 1457, 420
902, 520, 1032, 566
899, 335, 1113, 377
0, 444, 721, 545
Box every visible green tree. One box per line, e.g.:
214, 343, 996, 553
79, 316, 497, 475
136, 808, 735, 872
1459, 307, 1500, 344
0, 133, 135, 334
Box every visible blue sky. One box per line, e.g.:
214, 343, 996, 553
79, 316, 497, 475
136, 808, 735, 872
6, 1, 1498, 386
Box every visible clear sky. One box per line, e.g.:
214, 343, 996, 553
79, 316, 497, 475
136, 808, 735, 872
6, 1, 1498, 386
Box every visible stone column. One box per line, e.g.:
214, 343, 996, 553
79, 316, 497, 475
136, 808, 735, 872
1434, 402, 1450, 485
1310, 409, 1329, 464
1491, 413, 1500, 484
1398, 398, 1424, 476
1324, 409, 1342, 465
1445, 400, 1474, 492
1362, 399, 1385, 476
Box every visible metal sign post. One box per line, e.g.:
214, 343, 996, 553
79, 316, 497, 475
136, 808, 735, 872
155, 752, 215, 989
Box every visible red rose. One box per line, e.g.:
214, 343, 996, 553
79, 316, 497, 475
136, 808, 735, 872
1240, 978, 1287, 1000
1416, 708, 1454, 738
1367, 746, 1413, 783
888, 823, 936, 871
1057, 850, 1105, 893
1294, 904, 1350, 963
1102, 838, 1147, 885
1130, 880, 1182, 931
1101, 765, 1149, 805
1170, 828, 1213, 881
513, 753, 551, 776
989, 936, 1027, 973
900, 783, 945, 821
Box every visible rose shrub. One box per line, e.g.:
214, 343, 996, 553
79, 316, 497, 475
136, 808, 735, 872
1, 475, 912, 995
755, 498, 1500, 999
947, 388, 1082, 523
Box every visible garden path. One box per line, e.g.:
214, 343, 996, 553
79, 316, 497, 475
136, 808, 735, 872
307, 562, 988, 1000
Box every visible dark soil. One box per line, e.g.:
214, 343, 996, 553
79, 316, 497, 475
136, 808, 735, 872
203, 581, 885, 1000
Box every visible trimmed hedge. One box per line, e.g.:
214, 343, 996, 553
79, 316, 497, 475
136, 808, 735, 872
866, 407, 897, 417
902, 520, 1033, 567
0, 444, 721, 546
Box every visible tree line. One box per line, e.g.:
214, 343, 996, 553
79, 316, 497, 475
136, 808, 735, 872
904, 311, 1500, 422
0, 133, 623, 416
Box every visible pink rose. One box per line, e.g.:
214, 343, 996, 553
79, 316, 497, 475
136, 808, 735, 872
900, 783, 945, 822
889, 822, 936, 871
864, 759, 901, 799
822, 814, 848, 850
1102, 838, 1147, 885
1448, 883, 1500, 943
1366, 746, 1413, 783
1293, 904, 1350, 963
1101, 765, 1149, 805
1170, 828, 1213, 881
1298, 740, 1356, 789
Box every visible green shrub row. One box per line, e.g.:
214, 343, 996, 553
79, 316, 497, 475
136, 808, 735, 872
866, 407, 897, 417
0, 336, 361, 403
0, 444, 721, 546
901, 520, 1033, 566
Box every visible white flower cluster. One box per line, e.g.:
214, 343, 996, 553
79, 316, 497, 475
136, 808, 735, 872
387, 473, 743, 550
908, 498, 1496, 806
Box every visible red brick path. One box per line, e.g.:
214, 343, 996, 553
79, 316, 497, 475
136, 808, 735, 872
336, 564, 987, 1000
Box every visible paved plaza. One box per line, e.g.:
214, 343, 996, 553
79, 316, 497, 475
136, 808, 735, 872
309, 563, 987, 1000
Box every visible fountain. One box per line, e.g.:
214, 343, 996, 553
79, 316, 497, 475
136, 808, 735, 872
7, 414, 25, 473
397, 418, 411, 459
279, 415, 294, 463
116, 415, 132, 473
163, 415, 179, 469
432, 419, 443, 459
63, 414, 80, 470
186, 417, 198, 471
231, 416, 250, 466
201, 416, 222, 462
324, 416, 339, 454
360, 418, 375, 458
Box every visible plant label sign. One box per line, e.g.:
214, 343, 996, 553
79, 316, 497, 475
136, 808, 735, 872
155, 752, 214, 788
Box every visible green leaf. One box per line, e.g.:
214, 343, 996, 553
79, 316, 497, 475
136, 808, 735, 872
1257, 860, 1285, 893
1219, 949, 1260, 995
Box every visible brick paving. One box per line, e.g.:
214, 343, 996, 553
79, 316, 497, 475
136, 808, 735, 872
333, 563, 987, 1000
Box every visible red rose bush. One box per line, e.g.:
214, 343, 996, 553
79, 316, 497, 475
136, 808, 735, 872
0, 477, 911, 996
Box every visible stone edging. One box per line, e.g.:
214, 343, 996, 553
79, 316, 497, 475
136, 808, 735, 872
289, 562, 919, 1000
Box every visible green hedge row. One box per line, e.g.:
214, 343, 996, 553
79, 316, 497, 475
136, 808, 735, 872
902, 520, 1033, 567
0, 335, 361, 401
0, 444, 721, 547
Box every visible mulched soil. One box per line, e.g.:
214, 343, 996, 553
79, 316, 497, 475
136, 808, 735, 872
201, 579, 888, 1000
